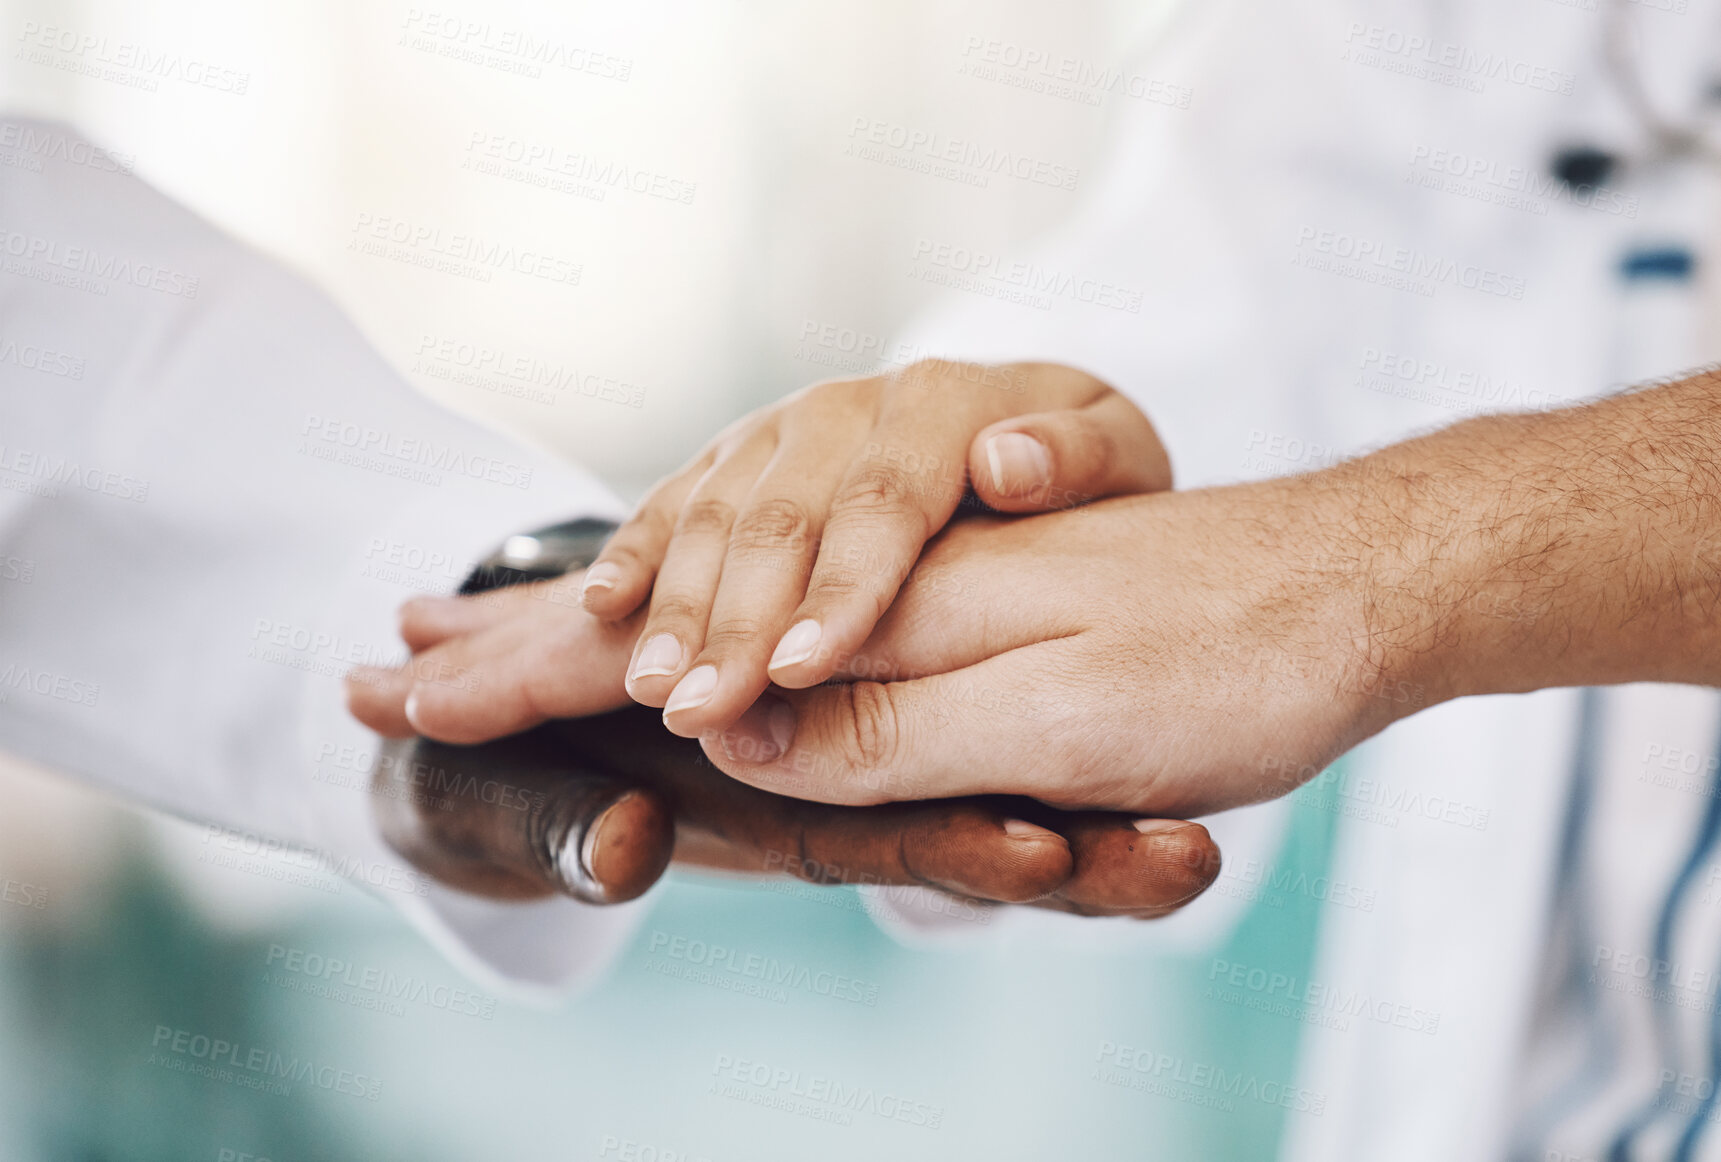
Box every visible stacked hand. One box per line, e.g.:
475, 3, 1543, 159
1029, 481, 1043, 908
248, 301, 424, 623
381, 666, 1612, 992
351, 359, 1721, 910
351, 474, 1389, 828
371, 699, 1222, 918
350, 361, 1221, 916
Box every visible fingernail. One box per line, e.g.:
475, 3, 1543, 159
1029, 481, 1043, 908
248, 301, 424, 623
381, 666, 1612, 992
582, 562, 622, 598
1003, 818, 1058, 840
403, 689, 424, 732
630, 633, 682, 680
558, 790, 673, 905
574, 808, 607, 891
664, 664, 719, 714
720, 695, 798, 765
984, 432, 1052, 496
1132, 818, 1190, 835
769, 619, 823, 671
556, 798, 612, 903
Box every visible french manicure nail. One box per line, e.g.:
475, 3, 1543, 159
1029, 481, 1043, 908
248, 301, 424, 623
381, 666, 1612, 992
985, 432, 1052, 496
769, 619, 823, 671
664, 665, 719, 714
1003, 818, 1057, 840
1132, 818, 1189, 835
582, 562, 622, 597
630, 633, 682, 680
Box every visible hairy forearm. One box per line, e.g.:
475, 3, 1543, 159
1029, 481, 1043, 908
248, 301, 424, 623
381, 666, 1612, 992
1336, 370, 1721, 707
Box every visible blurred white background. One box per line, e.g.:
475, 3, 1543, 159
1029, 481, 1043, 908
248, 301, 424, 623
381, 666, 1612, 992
0, 0, 1184, 907
1, 0, 1179, 488
0, 13, 1319, 1160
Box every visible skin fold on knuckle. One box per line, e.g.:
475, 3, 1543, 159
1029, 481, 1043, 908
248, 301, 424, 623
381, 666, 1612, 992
698, 617, 771, 657
727, 497, 816, 563
831, 681, 905, 785
907, 816, 1066, 903
803, 563, 895, 626
674, 497, 738, 538
645, 592, 707, 631
836, 463, 925, 527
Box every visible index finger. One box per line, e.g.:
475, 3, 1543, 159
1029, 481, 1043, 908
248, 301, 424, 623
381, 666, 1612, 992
763, 365, 1033, 689
703, 646, 1077, 807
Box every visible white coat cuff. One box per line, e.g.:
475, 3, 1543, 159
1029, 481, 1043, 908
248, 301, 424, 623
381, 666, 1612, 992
297, 463, 650, 996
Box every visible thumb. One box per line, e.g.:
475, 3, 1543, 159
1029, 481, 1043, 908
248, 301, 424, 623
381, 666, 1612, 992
969, 390, 1171, 513
373, 731, 674, 903
697, 647, 1066, 806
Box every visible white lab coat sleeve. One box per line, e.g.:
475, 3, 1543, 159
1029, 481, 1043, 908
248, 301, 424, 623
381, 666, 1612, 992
0, 119, 643, 994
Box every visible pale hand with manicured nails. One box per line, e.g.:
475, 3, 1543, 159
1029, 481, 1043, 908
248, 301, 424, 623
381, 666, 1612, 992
663, 664, 719, 716
767, 618, 823, 675
349, 362, 1168, 752
630, 633, 682, 683
581, 561, 623, 600
575, 360, 1169, 741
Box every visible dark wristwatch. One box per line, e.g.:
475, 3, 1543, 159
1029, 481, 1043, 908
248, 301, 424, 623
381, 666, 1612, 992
458, 517, 618, 595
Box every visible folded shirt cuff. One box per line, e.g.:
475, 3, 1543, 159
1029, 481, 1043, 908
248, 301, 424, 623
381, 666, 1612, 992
296, 461, 650, 994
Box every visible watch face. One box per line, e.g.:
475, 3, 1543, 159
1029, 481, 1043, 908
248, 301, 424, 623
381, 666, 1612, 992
460, 518, 618, 594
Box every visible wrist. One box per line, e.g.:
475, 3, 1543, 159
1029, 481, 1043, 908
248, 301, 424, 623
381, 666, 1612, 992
1326, 373, 1721, 706
1311, 413, 1570, 716
1271, 463, 1456, 736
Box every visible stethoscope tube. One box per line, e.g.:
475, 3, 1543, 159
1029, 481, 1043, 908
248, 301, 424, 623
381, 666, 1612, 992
1603, 0, 1721, 165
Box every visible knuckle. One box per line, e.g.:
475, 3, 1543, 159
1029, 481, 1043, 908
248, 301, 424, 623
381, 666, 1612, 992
836, 464, 922, 524
804, 562, 894, 624
804, 563, 871, 603
699, 617, 769, 655
675, 498, 738, 537
837, 681, 903, 773
647, 592, 707, 628
729, 497, 815, 558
